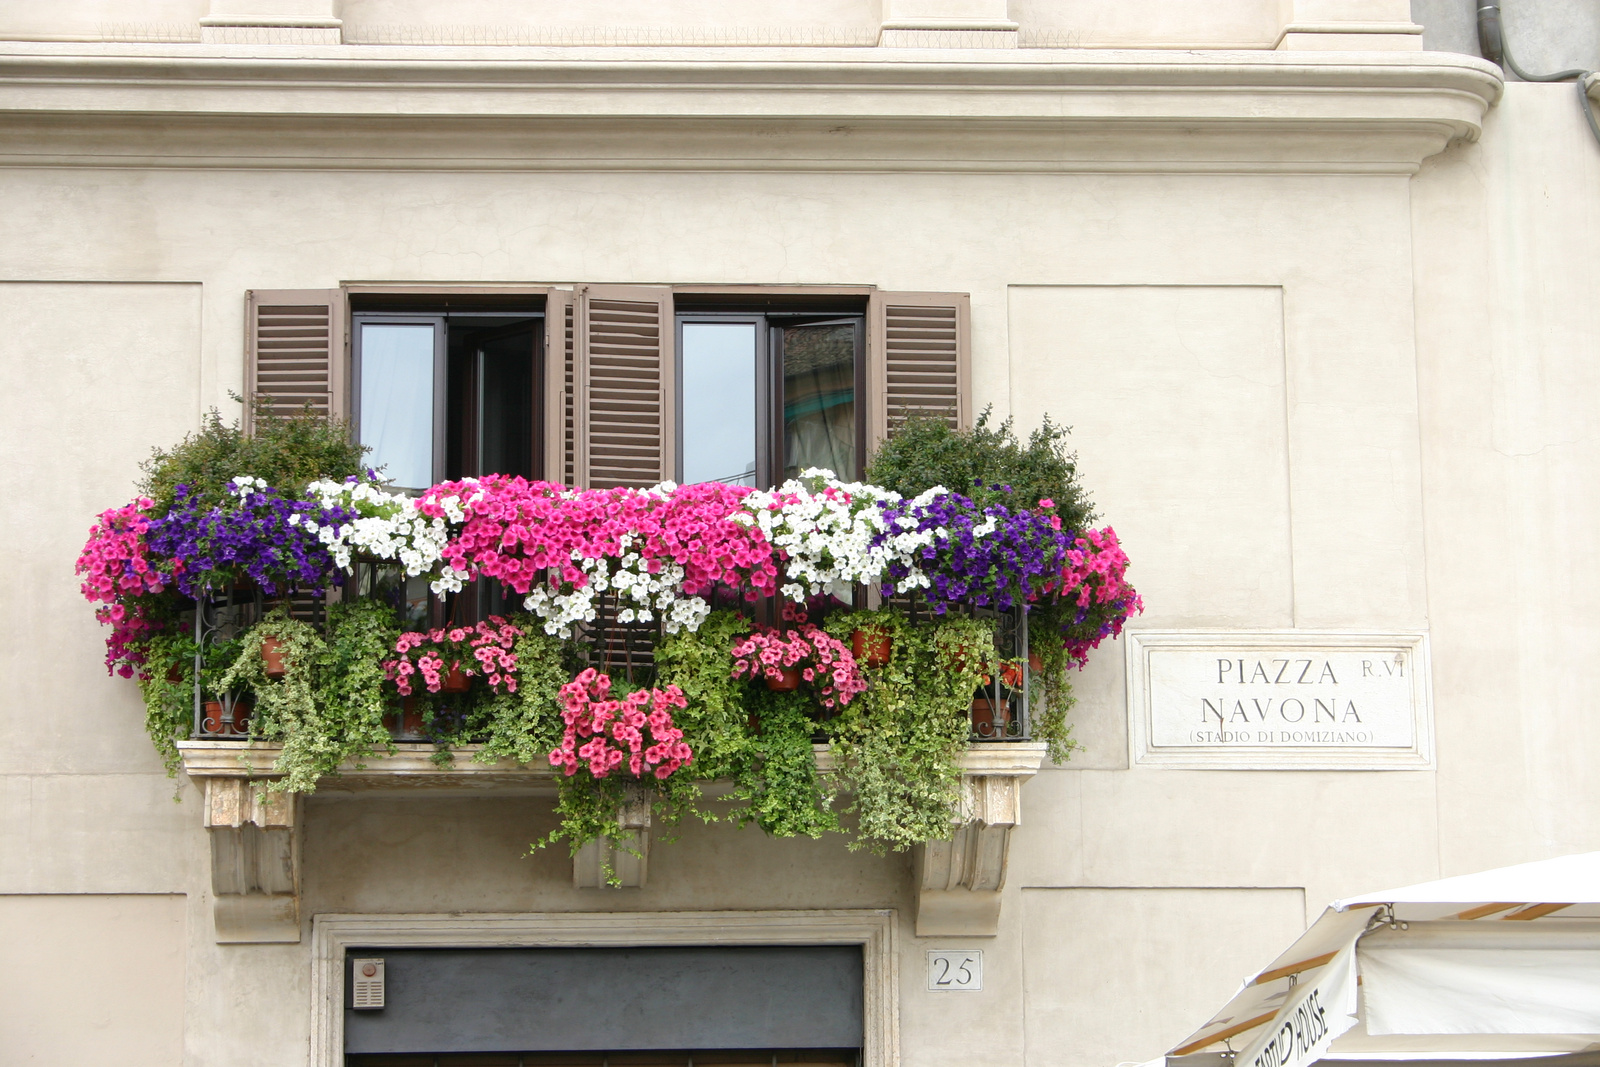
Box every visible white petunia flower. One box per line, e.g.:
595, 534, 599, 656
735, 468, 934, 601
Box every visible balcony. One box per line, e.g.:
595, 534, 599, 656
78, 421, 1139, 945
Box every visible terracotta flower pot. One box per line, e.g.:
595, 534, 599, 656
766, 667, 802, 692
202, 698, 250, 736
260, 636, 287, 679
1028, 649, 1044, 672
389, 696, 428, 739
851, 629, 892, 668
970, 696, 1009, 738
439, 666, 471, 694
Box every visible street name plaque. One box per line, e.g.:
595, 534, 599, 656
1127, 631, 1432, 769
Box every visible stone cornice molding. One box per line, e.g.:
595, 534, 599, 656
0, 43, 1502, 173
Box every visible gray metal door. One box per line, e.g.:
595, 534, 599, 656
344, 945, 863, 1061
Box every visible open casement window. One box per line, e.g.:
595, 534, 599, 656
866, 291, 972, 449
342, 293, 547, 492
246, 287, 549, 624
674, 301, 867, 488
552, 287, 971, 491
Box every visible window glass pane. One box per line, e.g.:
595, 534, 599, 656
478, 328, 534, 479
359, 323, 435, 490
782, 323, 855, 481
681, 322, 757, 486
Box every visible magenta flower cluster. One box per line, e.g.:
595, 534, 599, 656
420, 476, 780, 600
730, 624, 868, 709
385, 616, 523, 696
549, 668, 693, 780
75, 498, 172, 677
76, 498, 167, 604
1049, 527, 1144, 667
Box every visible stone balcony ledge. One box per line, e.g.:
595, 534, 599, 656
178, 738, 1044, 788
179, 739, 1044, 943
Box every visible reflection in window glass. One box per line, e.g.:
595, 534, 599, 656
359, 323, 435, 490
681, 323, 758, 486
782, 323, 855, 480
354, 563, 430, 628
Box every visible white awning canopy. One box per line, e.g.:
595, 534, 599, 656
1164, 854, 1600, 1067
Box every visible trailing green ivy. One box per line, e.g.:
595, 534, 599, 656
220, 600, 399, 792
655, 611, 837, 840
1024, 603, 1081, 764
470, 629, 581, 767
731, 686, 839, 840
194, 601, 1048, 858
137, 630, 202, 778
823, 610, 995, 853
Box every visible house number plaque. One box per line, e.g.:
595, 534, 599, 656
1127, 631, 1432, 769
927, 949, 982, 990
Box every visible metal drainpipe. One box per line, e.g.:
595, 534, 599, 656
1476, 0, 1600, 146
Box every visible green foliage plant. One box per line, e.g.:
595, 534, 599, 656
822, 609, 995, 853
139, 398, 365, 515
864, 407, 1096, 532
469, 627, 581, 767
137, 630, 201, 778
733, 686, 840, 840
1025, 607, 1081, 764
656, 610, 838, 840
220, 600, 398, 793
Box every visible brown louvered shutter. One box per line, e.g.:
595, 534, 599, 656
244, 289, 346, 430
543, 289, 575, 484
573, 285, 675, 489
866, 291, 971, 449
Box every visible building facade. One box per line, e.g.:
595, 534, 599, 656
3, 1, 1599, 1064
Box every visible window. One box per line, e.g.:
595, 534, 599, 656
675, 303, 865, 488
350, 306, 544, 488
245, 285, 969, 499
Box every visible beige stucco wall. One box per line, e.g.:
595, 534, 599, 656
0, 894, 187, 1065
0, 34, 1595, 1067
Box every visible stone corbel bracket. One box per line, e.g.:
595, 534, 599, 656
914, 744, 1045, 937
573, 788, 652, 889
204, 777, 301, 943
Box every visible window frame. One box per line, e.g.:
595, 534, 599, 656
349, 304, 547, 488
346, 296, 548, 627
673, 304, 867, 489
349, 311, 448, 491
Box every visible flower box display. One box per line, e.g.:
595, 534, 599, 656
76, 405, 1140, 858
